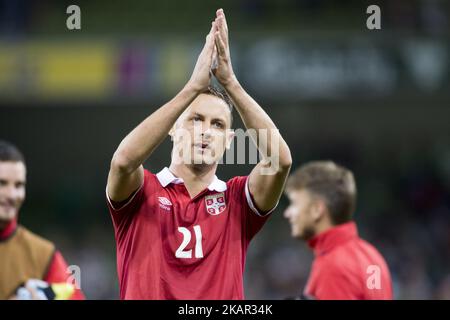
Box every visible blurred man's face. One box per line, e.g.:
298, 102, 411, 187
284, 189, 318, 240
171, 94, 234, 166
0, 161, 26, 225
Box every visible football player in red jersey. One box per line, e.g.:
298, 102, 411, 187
106, 9, 292, 299
284, 161, 393, 300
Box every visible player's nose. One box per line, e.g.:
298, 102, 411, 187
201, 125, 212, 138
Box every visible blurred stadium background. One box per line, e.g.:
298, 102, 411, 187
0, 0, 449, 299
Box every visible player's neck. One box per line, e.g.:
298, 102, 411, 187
0, 218, 17, 240
169, 162, 217, 183
314, 218, 334, 238
168, 163, 217, 197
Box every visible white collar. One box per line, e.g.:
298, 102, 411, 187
156, 167, 227, 192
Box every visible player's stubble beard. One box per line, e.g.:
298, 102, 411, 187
191, 138, 226, 170
0, 207, 18, 230
189, 144, 222, 175
298, 224, 316, 241
295, 203, 318, 241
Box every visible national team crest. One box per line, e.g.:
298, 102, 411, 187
205, 193, 226, 216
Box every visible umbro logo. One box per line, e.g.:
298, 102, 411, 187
158, 197, 172, 206
158, 196, 172, 211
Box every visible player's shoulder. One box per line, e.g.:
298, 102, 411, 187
319, 237, 386, 273
225, 175, 248, 187
224, 176, 249, 196
313, 254, 356, 285
357, 238, 389, 264
316, 242, 357, 273
16, 225, 55, 254
357, 237, 381, 253
143, 167, 156, 179
142, 167, 163, 188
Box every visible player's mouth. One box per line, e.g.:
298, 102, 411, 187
194, 142, 211, 150
0, 201, 17, 212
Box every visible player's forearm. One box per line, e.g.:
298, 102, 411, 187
224, 78, 292, 169
112, 84, 199, 173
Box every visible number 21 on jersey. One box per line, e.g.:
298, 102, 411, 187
175, 225, 203, 259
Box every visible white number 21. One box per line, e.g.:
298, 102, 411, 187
175, 225, 203, 259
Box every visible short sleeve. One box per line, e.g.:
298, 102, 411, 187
106, 169, 153, 231
228, 176, 274, 241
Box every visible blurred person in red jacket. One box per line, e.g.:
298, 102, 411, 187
284, 161, 393, 300
0, 140, 85, 300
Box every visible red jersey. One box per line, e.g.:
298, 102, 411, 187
304, 222, 393, 300
106, 167, 273, 300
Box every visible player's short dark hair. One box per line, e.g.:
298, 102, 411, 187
0, 140, 26, 164
285, 161, 356, 225
202, 85, 234, 126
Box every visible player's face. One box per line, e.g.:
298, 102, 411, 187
172, 94, 233, 166
0, 161, 26, 225
284, 189, 317, 240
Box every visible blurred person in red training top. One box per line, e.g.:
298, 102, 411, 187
284, 161, 393, 300
0, 140, 85, 300
106, 8, 291, 299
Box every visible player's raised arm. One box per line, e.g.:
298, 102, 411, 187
107, 22, 217, 202
212, 9, 292, 213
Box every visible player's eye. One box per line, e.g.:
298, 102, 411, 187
193, 116, 202, 122
213, 121, 224, 129
0, 179, 7, 187
15, 182, 25, 188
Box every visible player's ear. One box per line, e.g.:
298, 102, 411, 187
169, 118, 180, 141
170, 108, 189, 142
225, 129, 235, 150
311, 198, 327, 222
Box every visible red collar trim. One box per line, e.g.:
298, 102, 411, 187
307, 221, 358, 256
0, 219, 18, 241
